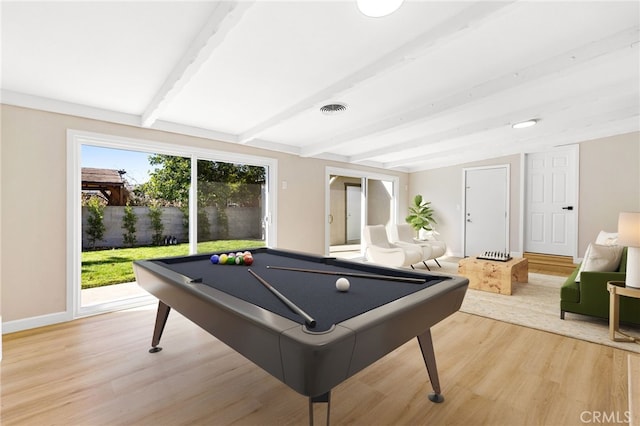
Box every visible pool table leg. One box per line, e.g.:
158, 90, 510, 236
149, 301, 171, 353
417, 329, 444, 403
308, 391, 330, 426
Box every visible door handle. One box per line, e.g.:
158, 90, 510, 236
561, 206, 574, 211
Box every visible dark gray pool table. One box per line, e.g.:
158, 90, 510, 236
133, 247, 468, 424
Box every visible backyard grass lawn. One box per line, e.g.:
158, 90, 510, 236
81, 240, 265, 289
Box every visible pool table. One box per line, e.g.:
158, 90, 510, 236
133, 247, 468, 424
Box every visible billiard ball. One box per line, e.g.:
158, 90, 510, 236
336, 277, 350, 292
235, 256, 244, 265
219, 254, 228, 264
210, 254, 219, 264
227, 255, 236, 265
243, 254, 253, 266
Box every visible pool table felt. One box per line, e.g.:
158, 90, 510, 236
154, 251, 447, 332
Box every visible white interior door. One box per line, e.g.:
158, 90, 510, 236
524, 147, 577, 256
464, 166, 509, 257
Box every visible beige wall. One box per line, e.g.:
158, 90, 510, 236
0, 105, 409, 324
1, 103, 637, 328
409, 155, 522, 257
409, 132, 640, 258
578, 132, 640, 253
0, 102, 3, 355
2, 107, 69, 321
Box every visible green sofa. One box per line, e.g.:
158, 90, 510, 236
561, 247, 640, 325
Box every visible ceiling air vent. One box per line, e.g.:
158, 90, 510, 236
320, 103, 347, 115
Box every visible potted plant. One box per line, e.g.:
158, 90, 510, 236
405, 194, 436, 239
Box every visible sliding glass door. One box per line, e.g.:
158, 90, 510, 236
195, 159, 267, 253
79, 146, 190, 311
325, 167, 399, 258
68, 130, 277, 318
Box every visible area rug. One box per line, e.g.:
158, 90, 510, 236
434, 259, 640, 353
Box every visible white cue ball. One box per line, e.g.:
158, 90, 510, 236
336, 277, 350, 292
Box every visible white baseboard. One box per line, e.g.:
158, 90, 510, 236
2, 311, 72, 334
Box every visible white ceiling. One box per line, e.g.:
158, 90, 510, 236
2, 1, 639, 172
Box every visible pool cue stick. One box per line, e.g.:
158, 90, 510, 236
266, 265, 425, 284
247, 269, 317, 328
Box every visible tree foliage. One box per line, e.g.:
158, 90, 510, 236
136, 155, 191, 206
137, 156, 265, 208
136, 156, 265, 240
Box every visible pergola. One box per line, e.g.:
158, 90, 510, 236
81, 168, 130, 206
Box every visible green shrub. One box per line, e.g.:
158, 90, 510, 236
198, 208, 211, 240
148, 204, 164, 245
86, 197, 106, 249
121, 204, 137, 247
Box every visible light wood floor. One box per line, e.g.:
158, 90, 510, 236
1, 305, 633, 426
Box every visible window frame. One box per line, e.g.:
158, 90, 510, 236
67, 129, 278, 319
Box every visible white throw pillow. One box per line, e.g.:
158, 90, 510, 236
595, 231, 618, 246
575, 243, 623, 282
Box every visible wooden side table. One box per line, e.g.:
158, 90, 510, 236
458, 257, 528, 295
607, 281, 640, 342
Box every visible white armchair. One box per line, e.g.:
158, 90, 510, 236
363, 225, 422, 268
392, 223, 447, 270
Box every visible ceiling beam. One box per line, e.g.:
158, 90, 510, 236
390, 105, 640, 171
237, 0, 517, 144
348, 80, 636, 164
300, 25, 639, 158
141, 1, 254, 128
403, 114, 640, 172
1, 89, 142, 127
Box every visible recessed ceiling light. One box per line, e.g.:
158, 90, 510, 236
512, 119, 538, 129
320, 103, 347, 115
357, 0, 404, 18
